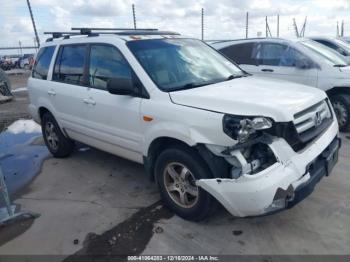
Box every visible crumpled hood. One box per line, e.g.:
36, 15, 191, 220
169, 76, 326, 122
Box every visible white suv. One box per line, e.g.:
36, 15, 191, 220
28, 29, 340, 220
211, 38, 350, 131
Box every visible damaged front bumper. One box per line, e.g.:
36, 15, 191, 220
196, 120, 340, 217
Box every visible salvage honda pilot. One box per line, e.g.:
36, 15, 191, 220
28, 28, 340, 221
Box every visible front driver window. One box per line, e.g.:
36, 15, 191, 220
255, 43, 287, 66
89, 45, 132, 90
280, 47, 311, 67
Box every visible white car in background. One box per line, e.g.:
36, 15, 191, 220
310, 36, 350, 63
211, 38, 350, 131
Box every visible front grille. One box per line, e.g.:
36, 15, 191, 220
293, 100, 332, 135
268, 99, 333, 152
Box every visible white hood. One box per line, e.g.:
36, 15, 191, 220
170, 76, 326, 122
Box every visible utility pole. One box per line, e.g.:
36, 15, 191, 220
201, 8, 204, 40
265, 16, 272, 37
277, 14, 280, 37
26, 0, 40, 48
293, 18, 299, 37
132, 4, 137, 29
337, 21, 339, 37
19, 41, 23, 56
341, 20, 344, 37
299, 16, 307, 37
245, 12, 249, 39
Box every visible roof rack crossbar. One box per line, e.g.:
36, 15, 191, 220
71, 27, 158, 31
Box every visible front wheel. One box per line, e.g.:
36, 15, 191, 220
155, 146, 215, 221
41, 112, 74, 157
331, 94, 350, 132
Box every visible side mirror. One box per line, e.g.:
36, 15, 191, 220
295, 58, 312, 69
106, 77, 137, 96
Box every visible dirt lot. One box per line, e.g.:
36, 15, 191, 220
0, 73, 350, 260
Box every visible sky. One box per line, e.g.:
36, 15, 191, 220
1, 0, 350, 55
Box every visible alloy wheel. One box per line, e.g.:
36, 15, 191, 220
163, 162, 199, 209
45, 122, 59, 151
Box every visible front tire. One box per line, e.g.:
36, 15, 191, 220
331, 94, 350, 132
41, 112, 74, 157
155, 146, 215, 221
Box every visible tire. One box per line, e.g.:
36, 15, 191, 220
41, 112, 74, 157
154, 145, 215, 221
330, 94, 350, 132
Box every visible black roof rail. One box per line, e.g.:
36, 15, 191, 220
44, 28, 180, 42
71, 27, 158, 31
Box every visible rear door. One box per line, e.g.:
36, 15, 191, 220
82, 44, 143, 161
50, 44, 89, 135
220, 42, 259, 74
253, 42, 318, 87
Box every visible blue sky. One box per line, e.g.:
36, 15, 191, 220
1, 0, 349, 55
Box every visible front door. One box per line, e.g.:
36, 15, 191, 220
83, 44, 143, 162
254, 42, 318, 87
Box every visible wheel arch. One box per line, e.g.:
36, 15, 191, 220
143, 136, 231, 182
143, 137, 194, 182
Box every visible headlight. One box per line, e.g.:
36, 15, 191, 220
223, 115, 273, 143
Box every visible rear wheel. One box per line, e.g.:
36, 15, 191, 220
155, 146, 215, 221
41, 112, 74, 157
331, 94, 350, 132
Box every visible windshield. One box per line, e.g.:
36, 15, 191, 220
299, 40, 348, 66
127, 38, 245, 92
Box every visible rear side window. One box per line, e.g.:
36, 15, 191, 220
220, 43, 256, 65
255, 43, 287, 66
89, 44, 132, 90
53, 45, 86, 85
314, 40, 338, 50
32, 46, 55, 80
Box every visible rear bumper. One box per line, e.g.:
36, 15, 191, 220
197, 119, 339, 217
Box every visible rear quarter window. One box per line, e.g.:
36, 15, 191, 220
32, 46, 56, 80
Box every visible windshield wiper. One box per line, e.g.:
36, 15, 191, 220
171, 82, 213, 91
334, 64, 347, 67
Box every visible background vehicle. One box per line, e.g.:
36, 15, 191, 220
211, 38, 350, 131
310, 36, 350, 63
28, 29, 339, 221
0, 56, 13, 71
19, 54, 34, 70
0, 68, 12, 96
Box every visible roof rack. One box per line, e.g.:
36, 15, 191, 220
71, 27, 159, 31
44, 28, 180, 42
71, 27, 180, 36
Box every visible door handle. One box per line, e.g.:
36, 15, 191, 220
261, 68, 274, 72
83, 98, 96, 105
48, 90, 56, 96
